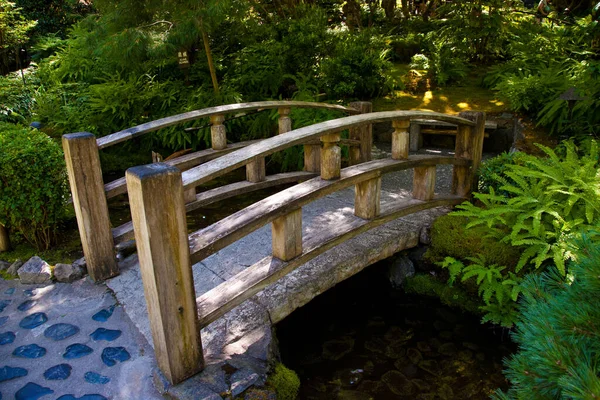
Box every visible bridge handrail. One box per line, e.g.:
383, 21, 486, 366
181, 110, 475, 190
124, 110, 485, 384
96, 101, 361, 149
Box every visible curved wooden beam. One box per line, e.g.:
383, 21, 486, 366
181, 111, 475, 191
97, 101, 360, 149
188, 155, 471, 264
195, 194, 464, 327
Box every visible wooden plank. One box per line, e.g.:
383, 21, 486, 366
271, 208, 302, 261
412, 119, 497, 129
419, 129, 489, 138
354, 177, 381, 220
182, 111, 475, 191
195, 195, 464, 328
188, 156, 471, 264
349, 101, 373, 165
413, 166, 436, 201
320, 133, 341, 180
112, 172, 316, 244
63, 132, 118, 281
105, 141, 258, 200
305, 138, 361, 147
126, 163, 203, 384
392, 120, 410, 160
97, 101, 361, 149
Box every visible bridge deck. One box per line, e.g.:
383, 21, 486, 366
106, 149, 456, 396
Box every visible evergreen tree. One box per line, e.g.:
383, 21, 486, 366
494, 237, 600, 399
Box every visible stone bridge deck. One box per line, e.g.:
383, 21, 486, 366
106, 147, 457, 398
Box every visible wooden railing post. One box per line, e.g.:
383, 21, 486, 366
0, 224, 10, 252
278, 107, 292, 134
392, 120, 411, 160
272, 208, 302, 261
210, 114, 227, 150
349, 101, 373, 165
63, 132, 118, 281
126, 163, 203, 384
320, 133, 341, 180
413, 166, 436, 201
452, 111, 486, 197
355, 177, 381, 219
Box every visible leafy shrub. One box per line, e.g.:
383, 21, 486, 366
477, 151, 528, 195
0, 123, 69, 250
425, 214, 521, 269
454, 141, 600, 274
409, 53, 430, 70
493, 238, 600, 399
267, 363, 300, 400
438, 256, 523, 327
427, 41, 469, 86
319, 30, 392, 100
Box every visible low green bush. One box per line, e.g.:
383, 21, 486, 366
267, 363, 300, 400
0, 123, 69, 250
493, 237, 600, 399
425, 214, 521, 268
477, 151, 528, 195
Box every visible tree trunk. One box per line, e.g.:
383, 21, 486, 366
422, 0, 436, 22
201, 26, 220, 95
401, 0, 411, 18
382, 0, 396, 20
0, 225, 10, 252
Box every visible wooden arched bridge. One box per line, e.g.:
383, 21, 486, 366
62, 101, 485, 386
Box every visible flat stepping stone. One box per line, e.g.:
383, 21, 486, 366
84, 371, 110, 385
44, 323, 80, 341
101, 347, 130, 366
13, 344, 47, 358
19, 313, 48, 329
23, 289, 35, 297
4, 288, 15, 295
90, 328, 121, 342
15, 382, 54, 400
57, 395, 108, 400
17, 300, 36, 312
0, 331, 15, 345
91, 306, 115, 322
0, 300, 11, 313
0, 316, 8, 326
63, 343, 93, 359
0, 366, 28, 382
44, 364, 72, 380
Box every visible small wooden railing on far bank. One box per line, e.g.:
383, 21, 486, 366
119, 110, 485, 384
62, 101, 372, 282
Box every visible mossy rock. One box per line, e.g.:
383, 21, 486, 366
266, 363, 300, 400
404, 274, 482, 316
424, 214, 521, 268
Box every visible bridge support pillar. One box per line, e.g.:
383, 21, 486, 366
349, 101, 373, 165
413, 166, 436, 201
272, 208, 302, 261
320, 133, 341, 180
355, 177, 381, 219
126, 163, 204, 384
210, 114, 227, 150
392, 120, 411, 160
62, 132, 118, 282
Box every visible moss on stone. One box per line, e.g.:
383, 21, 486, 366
424, 214, 520, 268
404, 274, 482, 316
266, 363, 300, 400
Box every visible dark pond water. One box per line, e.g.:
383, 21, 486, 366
276, 260, 514, 400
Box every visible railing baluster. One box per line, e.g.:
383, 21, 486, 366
278, 107, 292, 134
272, 208, 302, 261
210, 114, 227, 150
392, 120, 411, 160
413, 166, 436, 201
246, 157, 266, 183
304, 144, 321, 173
126, 163, 203, 384
354, 177, 381, 219
320, 132, 341, 180
349, 101, 373, 165
62, 132, 117, 281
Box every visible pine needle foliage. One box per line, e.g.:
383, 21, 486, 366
493, 237, 600, 399
453, 141, 600, 275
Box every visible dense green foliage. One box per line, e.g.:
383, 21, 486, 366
493, 239, 600, 399
267, 363, 300, 400
0, 123, 69, 250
